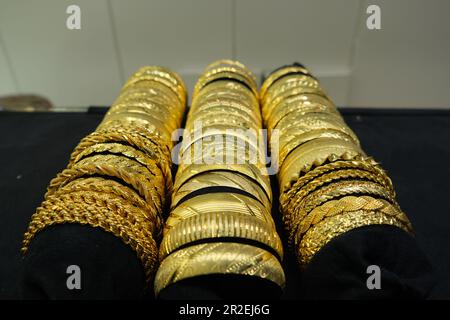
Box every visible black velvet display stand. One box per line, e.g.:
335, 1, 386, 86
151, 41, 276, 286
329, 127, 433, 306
1, 108, 449, 300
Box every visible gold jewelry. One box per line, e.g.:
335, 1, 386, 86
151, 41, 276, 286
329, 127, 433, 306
49, 154, 164, 212
173, 164, 271, 200
260, 65, 311, 99
160, 211, 283, 261
297, 207, 413, 265
280, 157, 393, 209
171, 170, 270, 209
163, 192, 274, 234
22, 193, 158, 284
154, 242, 285, 296
279, 138, 365, 194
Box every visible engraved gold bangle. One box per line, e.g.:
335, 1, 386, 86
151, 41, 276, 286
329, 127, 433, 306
297, 206, 413, 266
154, 242, 285, 296
279, 138, 366, 194
260, 65, 311, 99
163, 192, 274, 234
280, 157, 393, 209
171, 170, 271, 209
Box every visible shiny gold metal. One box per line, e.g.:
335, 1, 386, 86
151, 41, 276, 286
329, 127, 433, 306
154, 242, 285, 296
160, 211, 284, 260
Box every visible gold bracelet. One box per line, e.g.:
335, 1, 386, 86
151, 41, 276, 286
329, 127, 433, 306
48, 154, 164, 212
282, 168, 396, 240
171, 170, 270, 209
280, 157, 393, 209
22, 195, 158, 284
260, 65, 311, 99
264, 93, 339, 129
164, 192, 274, 234
154, 242, 285, 296
159, 211, 283, 261
122, 66, 186, 106
277, 129, 357, 167
279, 138, 365, 194
292, 179, 398, 226
173, 164, 271, 200
54, 177, 153, 215
294, 195, 411, 246
297, 207, 413, 266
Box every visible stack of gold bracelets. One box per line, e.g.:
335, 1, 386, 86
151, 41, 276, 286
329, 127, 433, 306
21, 60, 415, 294
260, 64, 413, 266
21, 66, 187, 283
154, 60, 285, 295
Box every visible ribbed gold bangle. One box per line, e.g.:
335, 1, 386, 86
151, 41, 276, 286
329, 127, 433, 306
159, 211, 283, 261
115, 85, 182, 110
163, 192, 274, 234
171, 171, 271, 209
154, 242, 285, 296
297, 206, 413, 266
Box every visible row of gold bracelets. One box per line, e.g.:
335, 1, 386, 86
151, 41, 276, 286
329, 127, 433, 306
21, 66, 187, 284
260, 65, 414, 266
154, 60, 285, 295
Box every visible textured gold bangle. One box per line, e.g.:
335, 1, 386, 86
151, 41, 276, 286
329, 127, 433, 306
48, 154, 164, 212
263, 74, 322, 107
171, 171, 271, 209
292, 179, 398, 226
279, 138, 365, 193
282, 168, 396, 240
277, 129, 357, 167
280, 157, 393, 209
295, 196, 411, 241
68, 126, 171, 177
54, 177, 152, 215
159, 211, 284, 261
260, 65, 311, 99
22, 195, 158, 283
265, 93, 339, 129
164, 192, 274, 234
154, 242, 285, 296
122, 66, 186, 106
173, 164, 271, 200
297, 207, 413, 266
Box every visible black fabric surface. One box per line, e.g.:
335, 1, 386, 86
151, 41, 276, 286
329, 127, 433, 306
0, 109, 449, 299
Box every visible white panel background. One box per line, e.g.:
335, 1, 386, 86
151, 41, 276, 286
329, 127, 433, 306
0, 0, 449, 108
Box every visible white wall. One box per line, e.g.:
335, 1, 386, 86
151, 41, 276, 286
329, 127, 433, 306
0, 0, 449, 108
